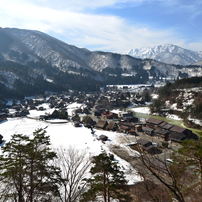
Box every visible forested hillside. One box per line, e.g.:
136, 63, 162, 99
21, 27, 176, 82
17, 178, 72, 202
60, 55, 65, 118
150, 77, 202, 128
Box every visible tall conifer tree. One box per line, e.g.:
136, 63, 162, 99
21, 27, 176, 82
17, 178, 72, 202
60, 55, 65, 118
0, 128, 61, 202
81, 151, 132, 202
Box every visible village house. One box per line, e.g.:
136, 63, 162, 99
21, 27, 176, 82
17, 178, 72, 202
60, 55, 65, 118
154, 128, 169, 141
118, 125, 130, 133
161, 123, 174, 131
169, 125, 198, 142
118, 122, 134, 133
95, 120, 108, 130
158, 121, 167, 128
146, 118, 163, 129
145, 118, 198, 142
128, 128, 137, 136
101, 111, 118, 119
142, 127, 154, 136
106, 122, 118, 131
136, 138, 161, 154
135, 138, 158, 154
120, 122, 136, 128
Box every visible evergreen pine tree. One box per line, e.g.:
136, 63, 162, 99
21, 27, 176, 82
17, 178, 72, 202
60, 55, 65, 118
0, 128, 61, 202
81, 151, 132, 202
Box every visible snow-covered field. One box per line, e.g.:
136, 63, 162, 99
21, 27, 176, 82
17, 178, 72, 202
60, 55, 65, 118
0, 115, 142, 184
131, 106, 184, 121
130, 107, 150, 114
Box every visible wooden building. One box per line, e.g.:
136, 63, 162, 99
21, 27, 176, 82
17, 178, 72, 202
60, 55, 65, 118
142, 127, 154, 136
154, 129, 169, 141
95, 120, 108, 130
106, 122, 118, 131
146, 118, 164, 129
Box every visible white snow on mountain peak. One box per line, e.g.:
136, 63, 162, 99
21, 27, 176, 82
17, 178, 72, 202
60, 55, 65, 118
124, 44, 202, 66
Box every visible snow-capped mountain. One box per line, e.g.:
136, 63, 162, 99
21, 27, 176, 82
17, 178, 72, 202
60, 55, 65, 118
124, 44, 202, 66
0, 27, 202, 99
1, 27, 144, 73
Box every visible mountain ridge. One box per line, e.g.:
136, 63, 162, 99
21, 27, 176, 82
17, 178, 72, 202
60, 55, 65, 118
0, 27, 202, 99
124, 44, 202, 66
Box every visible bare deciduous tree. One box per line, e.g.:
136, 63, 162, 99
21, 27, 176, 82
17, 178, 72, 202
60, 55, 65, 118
54, 146, 91, 202
132, 147, 195, 202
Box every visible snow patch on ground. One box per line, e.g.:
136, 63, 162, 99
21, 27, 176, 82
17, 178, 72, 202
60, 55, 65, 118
0, 116, 142, 185
130, 107, 150, 114
166, 114, 182, 121
188, 118, 202, 126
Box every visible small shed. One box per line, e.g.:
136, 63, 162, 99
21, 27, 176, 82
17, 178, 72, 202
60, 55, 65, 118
136, 139, 152, 147
99, 135, 108, 142
135, 125, 142, 132
74, 121, 81, 127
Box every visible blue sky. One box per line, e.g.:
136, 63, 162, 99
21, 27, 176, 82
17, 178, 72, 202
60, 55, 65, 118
0, 0, 202, 53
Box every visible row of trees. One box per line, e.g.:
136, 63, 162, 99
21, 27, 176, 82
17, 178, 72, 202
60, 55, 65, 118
0, 129, 131, 202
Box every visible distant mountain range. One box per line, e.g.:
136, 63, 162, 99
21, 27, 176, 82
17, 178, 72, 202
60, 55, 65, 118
0, 27, 202, 99
124, 44, 202, 66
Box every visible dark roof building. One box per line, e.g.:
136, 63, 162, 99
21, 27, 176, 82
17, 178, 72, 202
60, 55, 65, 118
170, 125, 187, 133
99, 135, 108, 141
169, 125, 198, 141
95, 120, 108, 130
159, 121, 167, 127
169, 133, 186, 143
146, 118, 163, 125
161, 123, 174, 130
146, 118, 163, 129
119, 125, 130, 133
142, 127, 154, 135
106, 122, 118, 131
137, 139, 152, 147
154, 129, 169, 141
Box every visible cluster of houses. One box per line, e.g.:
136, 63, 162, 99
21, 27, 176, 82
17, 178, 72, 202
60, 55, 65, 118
91, 108, 198, 143
0, 90, 198, 154
0, 87, 153, 123
86, 113, 198, 154
92, 110, 140, 133
0, 92, 98, 121
144, 118, 198, 142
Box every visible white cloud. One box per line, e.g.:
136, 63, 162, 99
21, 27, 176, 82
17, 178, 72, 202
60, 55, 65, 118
0, 0, 201, 52
185, 42, 202, 52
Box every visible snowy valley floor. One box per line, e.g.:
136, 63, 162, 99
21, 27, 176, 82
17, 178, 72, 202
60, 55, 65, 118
0, 117, 142, 185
